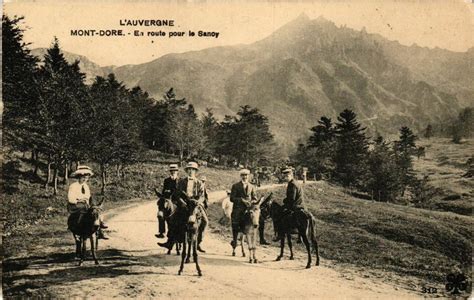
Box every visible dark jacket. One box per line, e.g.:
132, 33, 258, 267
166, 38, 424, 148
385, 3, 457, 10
173, 177, 205, 206
230, 181, 257, 222
158, 176, 179, 210
283, 179, 304, 210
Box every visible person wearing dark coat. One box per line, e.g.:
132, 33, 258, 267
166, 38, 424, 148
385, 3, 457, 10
158, 162, 208, 252
155, 164, 179, 239
282, 168, 305, 211
230, 168, 258, 248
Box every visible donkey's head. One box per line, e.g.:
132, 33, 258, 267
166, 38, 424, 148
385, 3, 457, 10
259, 192, 273, 221
186, 199, 202, 231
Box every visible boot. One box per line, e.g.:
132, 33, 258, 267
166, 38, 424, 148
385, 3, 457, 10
197, 244, 206, 253
97, 229, 109, 240
155, 233, 165, 238
260, 239, 270, 245
158, 240, 173, 250
100, 221, 108, 229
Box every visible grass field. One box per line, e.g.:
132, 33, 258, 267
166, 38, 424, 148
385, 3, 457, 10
413, 138, 473, 215
207, 181, 472, 286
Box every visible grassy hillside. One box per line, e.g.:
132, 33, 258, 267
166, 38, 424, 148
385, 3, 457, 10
208, 182, 472, 286
412, 138, 473, 215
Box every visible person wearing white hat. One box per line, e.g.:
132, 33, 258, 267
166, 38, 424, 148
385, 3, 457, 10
155, 164, 180, 239
158, 161, 208, 252
229, 168, 258, 248
68, 165, 108, 239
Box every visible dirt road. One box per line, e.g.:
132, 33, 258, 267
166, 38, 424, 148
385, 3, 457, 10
6, 188, 421, 299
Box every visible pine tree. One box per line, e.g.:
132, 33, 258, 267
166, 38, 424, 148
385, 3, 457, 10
296, 116, 336, 179
394, 126, 417, 196
333, 109, 369, 188
2, 15, 40, 152
37, 38, 88, 194
365, 136, 402, 201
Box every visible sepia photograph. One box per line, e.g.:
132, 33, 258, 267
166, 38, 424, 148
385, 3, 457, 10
1, 0, 473, 298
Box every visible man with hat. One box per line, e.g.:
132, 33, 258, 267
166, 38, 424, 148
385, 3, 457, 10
158, 162, 208, 252
156, 164, 180, 238
229, 168, 258, 248
273, 167, 306, 240
282, 167, 305, 211
68, 165, 108, 239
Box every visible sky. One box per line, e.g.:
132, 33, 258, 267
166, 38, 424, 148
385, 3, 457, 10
4, 0, 474, 66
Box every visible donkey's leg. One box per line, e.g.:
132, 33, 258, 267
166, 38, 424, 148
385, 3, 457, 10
241, 233, 246, 257
185, 235, 192, 263
246, 234, 253, 263
90, 235, 99, 265
276, 235, 285, 261
313, 238, 320, 266
287, 234, 294, 260
79, 237, 86, 266
73, 233, 81, 258
178, 233, 187, 275
193, 237, 202, 276
252, 231, 258, 263
231, 227, 238, 256
301, 231, 312, 269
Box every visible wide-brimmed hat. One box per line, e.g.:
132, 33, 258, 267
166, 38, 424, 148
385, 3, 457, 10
71, 165, 94, 177
169, 164, 179, 171
185, 162, 199, 170
281, 167, 293, 174
240, 169, 250, 175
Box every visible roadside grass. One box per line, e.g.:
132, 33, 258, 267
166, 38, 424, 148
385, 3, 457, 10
413, 138, 473, 215
207, 182, 472, 285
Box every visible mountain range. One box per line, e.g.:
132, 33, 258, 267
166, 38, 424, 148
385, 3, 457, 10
32, 14, 474, 153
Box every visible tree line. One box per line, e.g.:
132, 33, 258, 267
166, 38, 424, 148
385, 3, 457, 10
293, 109, 426, 203
3, 15, 276, 195
423, 107, 473, 143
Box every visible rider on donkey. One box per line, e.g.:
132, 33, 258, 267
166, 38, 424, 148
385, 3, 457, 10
230, 168, 258, 247
67, 165, 108, 239
273, 167, 306, 240
158, 162, 208, 253
156, 164, 180, 239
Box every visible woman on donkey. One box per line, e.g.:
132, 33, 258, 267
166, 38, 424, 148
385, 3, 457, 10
67, 165, 109, 240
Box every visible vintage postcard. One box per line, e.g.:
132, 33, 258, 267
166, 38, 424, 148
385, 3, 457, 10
2, 0, 473, 298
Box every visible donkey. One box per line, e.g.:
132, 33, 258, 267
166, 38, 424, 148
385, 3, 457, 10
241, 199, 262, 263
155, 189, 182, 255
260, 199, 320, 269
178, 197, 203, 276
67, 198, 103, 266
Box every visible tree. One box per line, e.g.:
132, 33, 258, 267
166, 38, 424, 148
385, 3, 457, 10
37, 38, 88, 194
364, 136, 401, 201
333, 109, 369, 188
2, 15, 40, 153
233, 105, 275, 167
424, 124, 433, 139
393, 126, 417, 196
295, 116, 336, 179
88, 74, 143, 194
201, 108, 219, 160
166, 103, 205, 162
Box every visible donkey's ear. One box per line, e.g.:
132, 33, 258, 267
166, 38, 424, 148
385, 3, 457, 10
98, 197, 105, 206
258, 196, 266, 206
154, 188, 163, 198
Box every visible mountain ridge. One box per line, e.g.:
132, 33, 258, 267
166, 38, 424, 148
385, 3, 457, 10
31, 16, 473, 153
